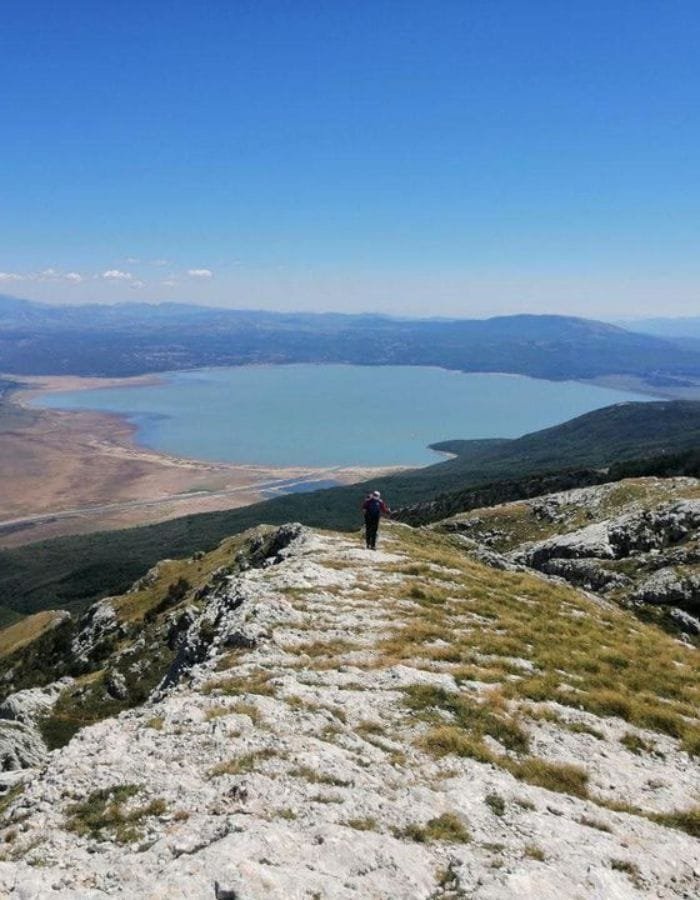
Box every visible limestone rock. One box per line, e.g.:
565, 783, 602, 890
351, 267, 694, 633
0, 680, 71, 726
669, 607, 700, 635
608, 500, 700, 556
631, 567, 700, 606
538, 558, 631, 593
516, 521, 615, 566
0, 720, 46, 771
104, 670, 128, 701
435, 480, 700, 617
71, 597, 120, 664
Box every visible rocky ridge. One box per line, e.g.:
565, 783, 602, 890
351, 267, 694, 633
436, 477, 700, 636
0, 509, 697, 898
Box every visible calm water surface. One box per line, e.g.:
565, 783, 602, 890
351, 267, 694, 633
36, 365, 650, 467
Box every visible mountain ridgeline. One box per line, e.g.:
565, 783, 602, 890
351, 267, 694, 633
1, 399, 700, 620
2, 295, 700, 387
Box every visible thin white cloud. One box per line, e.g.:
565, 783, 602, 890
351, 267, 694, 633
102, 269, 134, 281
100, 269, 145, 287
1, 269, 88, 284
0, 262, 214, 289
43, 269, 86, 283
123, 257, 171, 267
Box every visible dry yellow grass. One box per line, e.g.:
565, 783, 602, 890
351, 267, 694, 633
208, 748, 277, 778
288, 638, 360, 658
383, 525, 700, 756
345, 523, 700, 809
0, 610, 67, 659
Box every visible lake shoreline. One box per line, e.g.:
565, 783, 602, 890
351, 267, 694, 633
0, 373, 406, 547
25, 365, 659, 467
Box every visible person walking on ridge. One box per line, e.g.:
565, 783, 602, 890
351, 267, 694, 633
362, 490, 391, 550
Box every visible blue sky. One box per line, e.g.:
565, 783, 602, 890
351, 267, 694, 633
1, 0, 698, 317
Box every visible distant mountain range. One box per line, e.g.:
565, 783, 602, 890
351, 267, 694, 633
2, 294, 700, 388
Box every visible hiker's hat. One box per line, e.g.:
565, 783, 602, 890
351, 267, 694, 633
372, 490, 381, 498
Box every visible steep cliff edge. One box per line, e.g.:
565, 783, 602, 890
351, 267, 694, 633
0, 502, 697, 897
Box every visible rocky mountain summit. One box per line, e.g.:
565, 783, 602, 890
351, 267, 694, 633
0, 484, 698, 898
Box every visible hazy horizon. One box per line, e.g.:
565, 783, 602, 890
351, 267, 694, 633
4, 291, 698, 325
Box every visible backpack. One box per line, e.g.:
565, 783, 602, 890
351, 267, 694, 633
366, 498, 382, 516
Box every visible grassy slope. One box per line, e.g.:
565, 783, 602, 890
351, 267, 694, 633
0, 610, 67, 658
430, 399, 700, 486
1, 400, 700, 617
385, 524, 700, 761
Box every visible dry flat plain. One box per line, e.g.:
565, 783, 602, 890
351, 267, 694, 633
0, 375, 396, 547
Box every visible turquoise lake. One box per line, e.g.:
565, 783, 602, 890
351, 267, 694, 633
35, 366, 650, 467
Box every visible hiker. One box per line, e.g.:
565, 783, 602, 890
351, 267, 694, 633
362, 490, 391, 550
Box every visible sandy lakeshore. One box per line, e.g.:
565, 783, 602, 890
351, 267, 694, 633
0, 374, 403, 547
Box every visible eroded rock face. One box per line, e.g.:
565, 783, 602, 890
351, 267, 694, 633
538, 558, 631, 593
669, 607, 700, 635
517, 521, 615, 566
513, 501, 700, 624
71, 598, 120, 665
0, 680, 73, 772
0, 524, 312, 782
158, 524, 308, 692
608, 501, 700, 556
104, 671, 128, 701
517, 501, 700, 568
